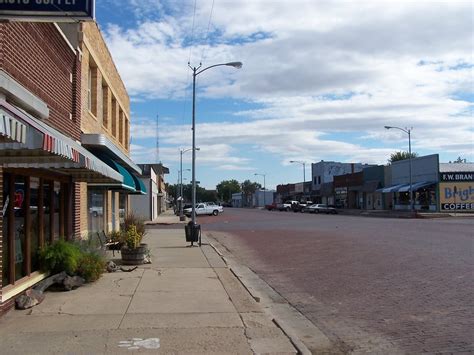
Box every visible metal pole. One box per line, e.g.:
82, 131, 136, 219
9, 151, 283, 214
303, 163, 306, 201
179, 150, 184, 220
263, 175, 266, 206
408, 129, 413, 212
192, 68, 197, 228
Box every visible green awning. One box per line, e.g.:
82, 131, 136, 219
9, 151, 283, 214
94, 155, 136, 192
130, 173, 147, 195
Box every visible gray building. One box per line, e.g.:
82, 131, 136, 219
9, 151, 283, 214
311, 161, 371, 202
130, 164, 169, 221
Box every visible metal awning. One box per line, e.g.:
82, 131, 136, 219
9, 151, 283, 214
377, 181, 437, 193
0, 101, 122, 183
376, 184, 406, 193
130, 174, 147, 195
89, 155, 136, 192
81, 133, 141, 175
398, 181, 436, 192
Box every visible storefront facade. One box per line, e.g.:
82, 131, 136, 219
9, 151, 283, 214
439, 163, 474, 212
383, 155, 439, 211
76, 22, 145, 237
0, 22, 122, 314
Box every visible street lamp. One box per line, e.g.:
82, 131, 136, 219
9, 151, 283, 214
189, 61, 242, 245
289, 160, 306, 201
254, 173, 266, 207
179, 147, 199, 221
385, 126, 414, 212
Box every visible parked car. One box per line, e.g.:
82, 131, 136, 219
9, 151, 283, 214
265, 202, 278, 211
306, 204, 338, 214
278, 200, 299, 211
184, 203, 223, 216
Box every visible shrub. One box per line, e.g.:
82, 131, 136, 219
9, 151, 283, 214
77, 252, 106, 283
39, 240, 82, 275
121, 212, 147, 239
122, 225, 142, 249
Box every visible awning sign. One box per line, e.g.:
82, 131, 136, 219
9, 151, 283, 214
0, 0, 94, 22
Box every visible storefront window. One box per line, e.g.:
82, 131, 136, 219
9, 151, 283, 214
43, 181, 51, 243
14, 175, 26, 281
88, 189, 105, 233
53, 182, 60, 240
119, 193, 127, 224
2, 173, 10, 286
30, 177, 40, 271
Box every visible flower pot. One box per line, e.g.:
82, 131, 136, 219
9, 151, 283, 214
121, 246, 146, 265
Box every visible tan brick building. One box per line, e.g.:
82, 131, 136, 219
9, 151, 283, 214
76, 22, 144, 238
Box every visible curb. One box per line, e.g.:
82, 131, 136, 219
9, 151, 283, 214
209, 241, 316, 355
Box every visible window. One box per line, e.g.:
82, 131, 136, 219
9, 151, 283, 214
102, 83, 109, 129
119, 109, 124, 144
111, 97, 117, 137
88, 188, 105, 234
124, 119, 129, 150
88, 58, 98, 116
87, 68, 92, 111
318, 176, 321, 184
2, 173, 71, 286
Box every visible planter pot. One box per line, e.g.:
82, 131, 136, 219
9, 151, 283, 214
121, 244, 147, 265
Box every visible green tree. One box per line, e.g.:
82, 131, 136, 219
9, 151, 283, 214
241, 180, 262, 207
388, 151, 418, 163
450, 156, 467, 163
216, 179, 241, 202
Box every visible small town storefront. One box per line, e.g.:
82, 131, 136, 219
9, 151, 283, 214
0, 100, 121, 311
439, 165, 474, 212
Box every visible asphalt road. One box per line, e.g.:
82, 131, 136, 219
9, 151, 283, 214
194, 208, 474, 354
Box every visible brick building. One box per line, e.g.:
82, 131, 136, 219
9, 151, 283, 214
0, 22, 143, 315
74, 22, 145, 237
0, 22, 124, 314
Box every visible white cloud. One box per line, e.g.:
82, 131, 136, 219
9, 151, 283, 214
102, 0, 473, 174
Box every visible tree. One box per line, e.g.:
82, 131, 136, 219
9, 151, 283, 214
241, 180, 262, 207
216, 179, 241, 202
450, 156, 467, 163
388, 151, 418, 163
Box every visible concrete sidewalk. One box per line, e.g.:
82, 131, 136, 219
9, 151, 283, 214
146, 209, 188, 225
0, 228, 298, 354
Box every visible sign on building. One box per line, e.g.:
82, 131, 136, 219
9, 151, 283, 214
439, 172, 474, 211
0, 0, 94, 22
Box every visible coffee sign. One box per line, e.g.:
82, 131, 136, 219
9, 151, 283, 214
0, 0, 94, 22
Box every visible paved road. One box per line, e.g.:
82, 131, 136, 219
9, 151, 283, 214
191, 209, 473, 354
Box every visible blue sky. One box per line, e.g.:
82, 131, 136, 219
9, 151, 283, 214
95, 0, 473, 189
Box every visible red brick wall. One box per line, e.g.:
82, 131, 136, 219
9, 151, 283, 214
0, 22, 80, 140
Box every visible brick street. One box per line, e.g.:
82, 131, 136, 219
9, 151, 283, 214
172, 209, 474, 354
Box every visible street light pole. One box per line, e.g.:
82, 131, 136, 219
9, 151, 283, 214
385, 126, 414, 212
179, 148, 197, 221
189, 61, 242, 245
289, 160, 306, 201
254, 173, 266, 207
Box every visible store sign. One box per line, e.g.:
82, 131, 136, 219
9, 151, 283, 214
439, 182, 474, 211
0, 0, 94, 22
440, 172, 473, 182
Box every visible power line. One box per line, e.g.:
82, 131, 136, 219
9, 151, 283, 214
188, 0, 198, 64
200, 0, 216, 65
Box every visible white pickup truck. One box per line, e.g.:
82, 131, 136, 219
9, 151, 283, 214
184, 202, 223, 217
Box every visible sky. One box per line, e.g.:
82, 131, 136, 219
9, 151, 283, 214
95, 0, 473, 190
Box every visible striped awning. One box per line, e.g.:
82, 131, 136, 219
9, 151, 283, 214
0, 101, 122, 184
0, 111, 27, 144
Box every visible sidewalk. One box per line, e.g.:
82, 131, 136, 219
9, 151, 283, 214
0, 228, 299, 354
146, 209, 188, 225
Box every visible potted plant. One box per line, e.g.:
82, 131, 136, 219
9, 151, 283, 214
120, 225, 146, 265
